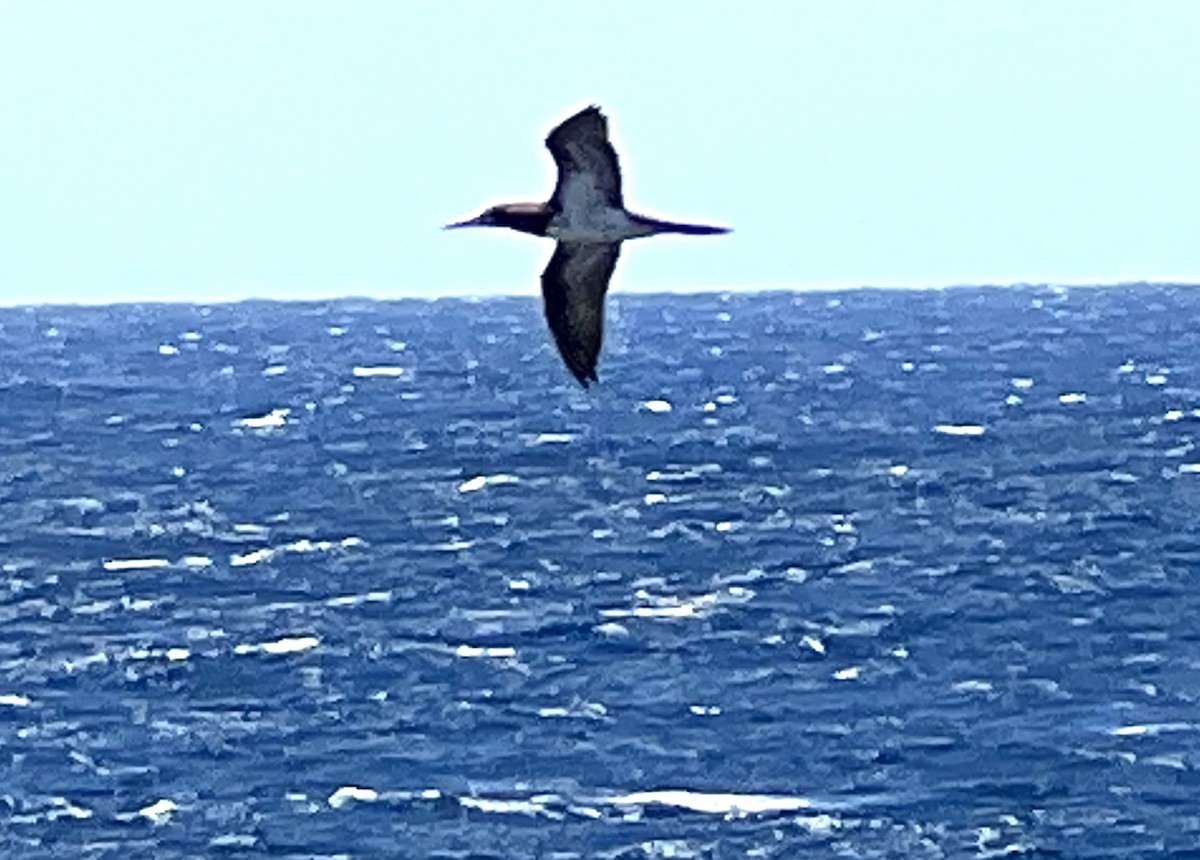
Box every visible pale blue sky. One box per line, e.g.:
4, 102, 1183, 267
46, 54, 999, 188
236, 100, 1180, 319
1, 1, 1197, 305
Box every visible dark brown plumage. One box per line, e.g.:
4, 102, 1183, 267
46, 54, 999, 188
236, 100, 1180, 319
445, 106, 730, 387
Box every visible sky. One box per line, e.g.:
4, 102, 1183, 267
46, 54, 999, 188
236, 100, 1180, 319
1, 1, 1197, 306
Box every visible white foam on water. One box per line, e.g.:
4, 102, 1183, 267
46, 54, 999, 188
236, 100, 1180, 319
328, 785, 379, 809
135, 798, 178, 824
231, 548, 276, 567
458, 473, 519, 493
1111, 722, 1196, 737
455, 644, 517, 659
459, 796, 553, 817
934, 424, 986, 436
326, 590, 392, 608
527, 432, 573, 445
607, 789, 812, 817
102, 557, 170, 572
235, 636, 320, 656
235, 408, 290, 429
352, 365, 405, 378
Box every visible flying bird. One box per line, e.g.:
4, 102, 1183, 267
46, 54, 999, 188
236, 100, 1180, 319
445, 106, 730, 387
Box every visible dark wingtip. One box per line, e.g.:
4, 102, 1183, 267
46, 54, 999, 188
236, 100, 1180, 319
570, 368, 598, 389
575, 104, 607, 126
674, 223, 734, 236
565, 364, 599, 389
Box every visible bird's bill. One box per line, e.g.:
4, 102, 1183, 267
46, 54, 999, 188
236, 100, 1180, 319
443, 215, 487, 230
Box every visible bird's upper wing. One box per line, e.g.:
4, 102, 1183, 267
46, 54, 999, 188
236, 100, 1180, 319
545, 106, 623, 212
541, 241, 621, 387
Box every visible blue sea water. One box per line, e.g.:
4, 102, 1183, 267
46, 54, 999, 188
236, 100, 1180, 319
3, 285, 1200, 859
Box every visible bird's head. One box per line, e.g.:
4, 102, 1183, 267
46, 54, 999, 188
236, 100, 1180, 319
443, 206, 505, 230
443, 202, 550, 236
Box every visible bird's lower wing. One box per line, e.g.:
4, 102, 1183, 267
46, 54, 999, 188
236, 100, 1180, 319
541, 242, 621, 387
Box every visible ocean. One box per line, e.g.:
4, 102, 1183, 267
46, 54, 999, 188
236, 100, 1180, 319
2, 285, 1200, 858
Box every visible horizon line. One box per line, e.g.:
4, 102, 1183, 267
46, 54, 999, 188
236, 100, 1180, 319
2, 278, 1198, 310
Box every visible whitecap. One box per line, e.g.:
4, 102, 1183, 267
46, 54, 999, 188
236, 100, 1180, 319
801, 635, 825, 655
102, 557, 170, 572
328, 785, 379, 809
1111, 722, 1196, 737
600, 588, 730, 620
459, 796, 552, 817
235, 408, 290, 430
934, 424, 986, 436
602, 604, 696, 619
457, 474, 519, 493
608, 789, 812, 817
135, 798, 178, 824
527, 432, 573, 445
326, 590, 391, 608
209, 834, 259, 848
234, 635, 319, 656
230, 548, 275, 567
952, 679, 994, 694
62, 494, 104, 513
538, 701, 608, 720
352, 365, 405, 378
455, 644, 517, 659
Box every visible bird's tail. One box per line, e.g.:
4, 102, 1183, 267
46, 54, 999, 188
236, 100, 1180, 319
631, 214, 732, 235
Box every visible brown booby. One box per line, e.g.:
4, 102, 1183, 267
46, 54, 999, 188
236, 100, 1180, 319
445, 106, 730, 387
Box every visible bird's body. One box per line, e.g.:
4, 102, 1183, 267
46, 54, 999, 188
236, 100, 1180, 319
446, 106, 729, 386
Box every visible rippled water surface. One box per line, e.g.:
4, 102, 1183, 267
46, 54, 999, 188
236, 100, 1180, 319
3, 286, 1200, 858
